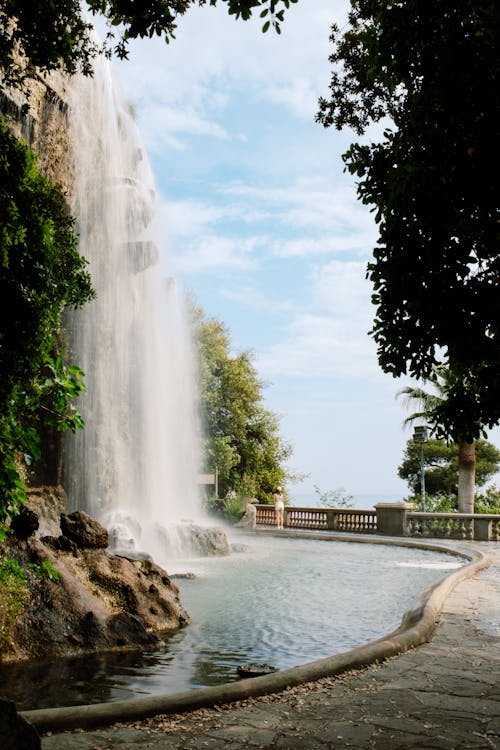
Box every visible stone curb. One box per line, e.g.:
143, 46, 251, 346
21, 537, 492, 734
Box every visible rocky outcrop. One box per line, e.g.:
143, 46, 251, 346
0, 70, 73, 199
2, 505, 190, 663
60, 510, 109, 549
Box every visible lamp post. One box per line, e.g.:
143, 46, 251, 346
413, 426, 428, 511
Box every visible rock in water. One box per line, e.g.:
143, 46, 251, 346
237, 663, 280, 678
0, 697, 40, 750
156, 523, 231, 558
2, 509, 190, 662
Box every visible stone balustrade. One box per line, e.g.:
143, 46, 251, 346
254, 503, 500, 541
255, 505, 377, 534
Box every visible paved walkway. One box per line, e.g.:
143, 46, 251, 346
39, 540, 500, 749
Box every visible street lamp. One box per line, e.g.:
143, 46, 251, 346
413, 426, 428, 511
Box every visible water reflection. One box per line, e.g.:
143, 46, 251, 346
0, 536, 462, 710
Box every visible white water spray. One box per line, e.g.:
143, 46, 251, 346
64, 54, 203, 563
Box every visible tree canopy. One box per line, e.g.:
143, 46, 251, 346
0, 0, 297, 91
317, 1, 500, 442
192, 304, 293, 501
398, 438, 500, 503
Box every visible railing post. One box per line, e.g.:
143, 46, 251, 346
473, 517, 491, 541
326, 509, 336, 530
375, 502, 413, 536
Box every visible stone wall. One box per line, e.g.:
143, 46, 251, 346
1, 71, 74, 199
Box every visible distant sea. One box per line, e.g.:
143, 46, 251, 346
289, 492, 405, 511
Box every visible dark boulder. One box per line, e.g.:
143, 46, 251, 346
41, 535, 78, 555
60, 511, 109, 549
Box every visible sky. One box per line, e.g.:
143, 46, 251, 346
105, 0, 499, 500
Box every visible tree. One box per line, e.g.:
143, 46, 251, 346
398, 438, 500, 506
397, 367, 483, 512
313, 485, 353, 509
0, 0, 297, 93
192, 304, 294, 501
317, 1, 500, 443
0, 120, 94, 533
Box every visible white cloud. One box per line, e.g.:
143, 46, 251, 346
311, 259, 373, 320
256, 258, 378, 379
221, 178, 377, 243
172, 235, 261, 274
260, 78, 320, 121
162, 198, 236, 236
220, 284, 294, 315
112, 1, 349, 152
257, 311, 377, 380
272, 232, 374, 259
138, 101, 230, 151
160, 177, 378, 268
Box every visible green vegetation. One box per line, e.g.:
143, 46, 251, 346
217, 492, 249, 523
0, 0, 297, 93
0, 553, 61, 651
317, 1, 500, 442
0, 120, 94, 536
27, 559, 62, 582
397, 367, 482, 513
313, 485, 354, 509
0, 555, 28, 651
398, 438, 500, 511
193, 304, 295, 503
412, 488, 500, 517
475, 485, 500, 516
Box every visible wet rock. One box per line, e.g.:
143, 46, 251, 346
2, 532, 190, 663
60, 510, 109, 549
107, 612, 159, 647
25, 487, 66, 538
157, 523, 230, 557
237, 663, 280, 678
41, 535, 78, 555
230, 543, 252, 553
0, 697, 40, 750
115, 550, 153, 562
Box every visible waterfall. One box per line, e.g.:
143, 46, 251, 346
63, 54, 203, 564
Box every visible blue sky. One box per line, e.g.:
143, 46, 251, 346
107, 0, 500, 499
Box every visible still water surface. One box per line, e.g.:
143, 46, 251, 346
0, 535, 462, 709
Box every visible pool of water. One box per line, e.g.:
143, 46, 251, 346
0, 535, 463, 709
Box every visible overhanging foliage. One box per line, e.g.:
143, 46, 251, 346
317, 1, 500, 441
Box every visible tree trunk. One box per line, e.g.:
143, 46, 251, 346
457, 441, 476, 513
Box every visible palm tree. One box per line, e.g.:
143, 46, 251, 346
397, 367, 476, 514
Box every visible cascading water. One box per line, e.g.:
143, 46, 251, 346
63, 53, 203, 565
